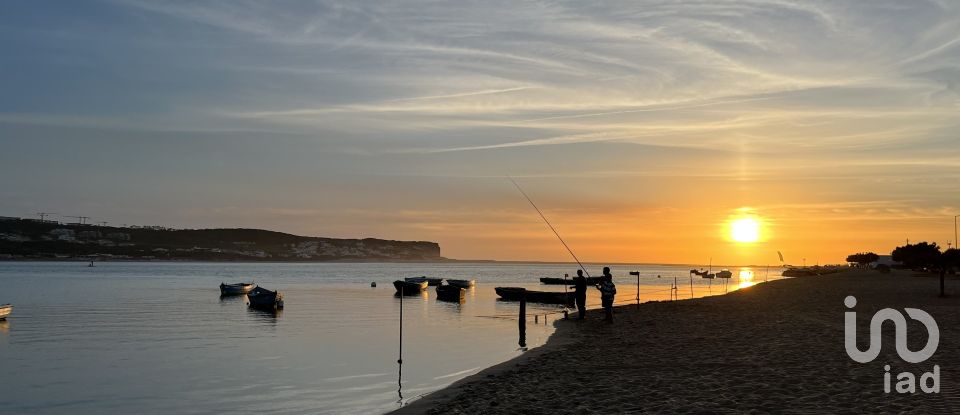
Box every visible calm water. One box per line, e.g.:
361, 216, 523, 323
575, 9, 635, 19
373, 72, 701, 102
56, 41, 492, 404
0, 262, 781, 414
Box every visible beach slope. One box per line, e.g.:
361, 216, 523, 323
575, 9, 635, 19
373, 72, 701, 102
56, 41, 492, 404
395, 270, 960, 414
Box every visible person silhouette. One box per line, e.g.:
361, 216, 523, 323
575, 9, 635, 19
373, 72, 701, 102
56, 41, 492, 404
596, 267, 616, 322
570, 269, 588, 319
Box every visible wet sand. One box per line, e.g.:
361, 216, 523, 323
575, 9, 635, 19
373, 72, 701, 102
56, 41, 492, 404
395, 270, 960, 414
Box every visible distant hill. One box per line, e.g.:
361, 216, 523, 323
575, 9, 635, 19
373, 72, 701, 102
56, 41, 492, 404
0, 217, 441, 261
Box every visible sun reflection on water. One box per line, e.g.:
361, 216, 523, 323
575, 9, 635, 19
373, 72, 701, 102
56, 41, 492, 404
738, 269, 757, 289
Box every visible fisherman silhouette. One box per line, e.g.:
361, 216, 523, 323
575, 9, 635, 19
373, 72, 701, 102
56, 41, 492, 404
571, 270, 588, 319
597, 267, 616, 322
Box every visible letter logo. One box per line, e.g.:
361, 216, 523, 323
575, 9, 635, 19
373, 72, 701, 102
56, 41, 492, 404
844, 296, 939, 363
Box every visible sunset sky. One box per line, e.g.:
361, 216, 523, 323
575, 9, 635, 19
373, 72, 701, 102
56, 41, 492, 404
2, 1, 958, 264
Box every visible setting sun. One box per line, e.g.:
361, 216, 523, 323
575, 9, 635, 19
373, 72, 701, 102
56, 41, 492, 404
730, 218, 760, 243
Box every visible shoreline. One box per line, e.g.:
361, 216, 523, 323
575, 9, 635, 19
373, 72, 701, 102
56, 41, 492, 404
391, 270, 960, 414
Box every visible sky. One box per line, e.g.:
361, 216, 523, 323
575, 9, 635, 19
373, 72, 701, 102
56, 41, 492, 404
1, 0, 958, 264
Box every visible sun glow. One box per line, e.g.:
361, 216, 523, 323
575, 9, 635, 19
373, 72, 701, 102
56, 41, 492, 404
730, 217, 760, 243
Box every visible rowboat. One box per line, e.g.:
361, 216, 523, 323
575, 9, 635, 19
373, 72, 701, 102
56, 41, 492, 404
0, 304, 11, 320
495, 287, 575, 305
220, 282, 255, 295
446, 279, 475, 288
436, 284, 465, 302
247, 287, 284, 310
405, 276, 444, 286
539, 276, 602, 285
394, 280, 428, 295
716, 270, 733, 279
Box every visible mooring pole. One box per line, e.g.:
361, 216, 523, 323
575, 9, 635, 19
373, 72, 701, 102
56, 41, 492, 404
397, 284, 404, 403
629, 271, 640, 309
518, 289, 527, 349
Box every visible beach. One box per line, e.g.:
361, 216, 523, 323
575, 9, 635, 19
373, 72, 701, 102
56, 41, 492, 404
396, 270, 960, 414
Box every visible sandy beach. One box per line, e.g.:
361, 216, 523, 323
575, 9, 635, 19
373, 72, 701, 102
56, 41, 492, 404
395, 270, 960, 414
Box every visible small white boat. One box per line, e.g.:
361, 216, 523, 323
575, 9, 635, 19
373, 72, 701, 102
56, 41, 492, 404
0, 304, 12, 320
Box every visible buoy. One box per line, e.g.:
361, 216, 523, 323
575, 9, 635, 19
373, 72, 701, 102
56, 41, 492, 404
371, 282, 377, 287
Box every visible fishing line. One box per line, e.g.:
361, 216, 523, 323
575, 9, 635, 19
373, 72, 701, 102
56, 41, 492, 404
508, 176, 591, 278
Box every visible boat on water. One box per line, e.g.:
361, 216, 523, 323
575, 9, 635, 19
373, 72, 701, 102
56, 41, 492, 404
404, 276, 444, 286
539, 276, 602, 285
436, 284, 465, 302
247, 287, 284, 310
220, 282, 255, 295
446, 279, 475, 288
715, 270, 733, 279
394, 280, 428, 295
691, 269, 715, 279
0, 304, 11, 320
495, 287, 575, 305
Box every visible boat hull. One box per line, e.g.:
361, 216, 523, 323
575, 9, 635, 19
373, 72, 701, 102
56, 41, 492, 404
446, 279, 475, 288
495, 287, 575, 305
394, 280, 428, 295
0, 304, 11, 320
220, 283, 255, 295
436, 285, 465, 302
247, 287, 284, 310
404, 277, 443, 286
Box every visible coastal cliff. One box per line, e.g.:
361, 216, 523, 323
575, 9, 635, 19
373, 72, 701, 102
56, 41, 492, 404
0, 218, 441, 261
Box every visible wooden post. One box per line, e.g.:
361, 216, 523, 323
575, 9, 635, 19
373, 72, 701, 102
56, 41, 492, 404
518, 289, 527, 349
629, 271, 640, 309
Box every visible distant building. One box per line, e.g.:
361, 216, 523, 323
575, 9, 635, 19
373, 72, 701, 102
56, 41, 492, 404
48, 228, 76, 241
874, 255, 900, 267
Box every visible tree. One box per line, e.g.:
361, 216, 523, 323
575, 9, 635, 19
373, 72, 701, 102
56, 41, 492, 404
892, 242, 958, 297
940, 248, 960, 297
845, 252, 880, 268
891, 242, 941, 270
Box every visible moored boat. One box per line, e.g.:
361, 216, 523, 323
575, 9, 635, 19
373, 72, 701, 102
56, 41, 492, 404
716, 270, 733, 279
446, 279, 475, 288
394, 280, 428, 295
220, 282, 255, 295
247, 286, 284, 310
405, 276, 444, 286
0, 304, 11, 320
495, 287, 575, 305
539, 276, 602, 285
436, 284, 465, 302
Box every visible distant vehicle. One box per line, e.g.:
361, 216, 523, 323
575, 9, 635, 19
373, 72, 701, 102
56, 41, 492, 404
247, 287, 284, 310
436, 284, 465, 302
394, 280, 428, 295
220, 282, 255, 295
495, 287, 575, 306
446, 279, 475, 288
0, 304, 12, 320
405, 276, 444, 286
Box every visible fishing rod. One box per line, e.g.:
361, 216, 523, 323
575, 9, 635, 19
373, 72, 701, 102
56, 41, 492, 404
508, 177, 591, 278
